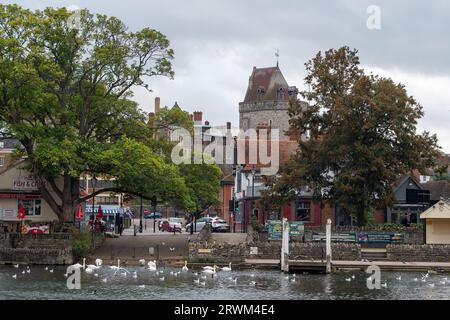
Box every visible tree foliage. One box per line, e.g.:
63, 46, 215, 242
262, 47, 440, 226
0, 5, 182, 224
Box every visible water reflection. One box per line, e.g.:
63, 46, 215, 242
0, 265, 449, 300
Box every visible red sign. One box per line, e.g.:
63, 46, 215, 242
17, 203, 26, 220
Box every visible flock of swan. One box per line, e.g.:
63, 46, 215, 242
8, 260, 449, 290
57, 258, 236, 286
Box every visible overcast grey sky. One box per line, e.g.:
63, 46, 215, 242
6, 0, 450, 152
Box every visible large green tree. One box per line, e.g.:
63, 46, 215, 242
0, 5, 187, 225
263, 47, 440, 226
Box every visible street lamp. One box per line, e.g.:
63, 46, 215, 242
151, 195, 157, 233
251, 164, 256, 216
139, 196, 143, 233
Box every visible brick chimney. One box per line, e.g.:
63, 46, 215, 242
226, 122, 231, 130
154, 97, 160, 114
193, 111, 202, 125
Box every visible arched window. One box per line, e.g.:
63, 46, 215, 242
257, 87, 265, 101
277, 87, 285, 100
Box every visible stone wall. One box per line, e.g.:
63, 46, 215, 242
188, 241, 246, 263
0, 247, 73, 265
0, 233, 74, 265
189, 239, 361, 262
289, 242, 361, 261
387, 244, 450, 262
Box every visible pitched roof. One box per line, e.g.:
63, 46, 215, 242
243, 66, 291, 103
420, 200, 450, 219
421, 180, 450, 201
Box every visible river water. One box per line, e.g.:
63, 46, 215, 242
0, 265, 449, 300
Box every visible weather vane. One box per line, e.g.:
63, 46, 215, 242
275, 49, 279, 67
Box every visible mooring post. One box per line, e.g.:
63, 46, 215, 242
281, 218, 290, 272
326, 218, 332, 274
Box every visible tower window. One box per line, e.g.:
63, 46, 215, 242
257, 87, 265, 101
277, 87, 285, 100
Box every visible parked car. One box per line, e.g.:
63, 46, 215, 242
159, 220, 182, 233
168, 217, 186, 227
144, 212, 162, 219
210, 217, 230, 232
186, 217, 230, 233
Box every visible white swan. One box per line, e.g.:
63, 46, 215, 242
49, 269, 54, 273
70, 258, 86, 270
139, 259, 146, 266
159, 276, 165, 281
147, 260, 157, 271
182, 261, 189, 272
95, 258, 103, 267
12, 274, 17, 279
110, 259, 121, 271
85, 267, 94, 274
14, 264, 19, 268
194, 278, 200, 284
202, 265, 215, 271
132, 271, 138, 279
202, 265, 217, 275
110, 259, 130, 275
221, 262, 232, 272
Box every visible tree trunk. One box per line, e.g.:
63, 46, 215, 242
61, 174, 80, 224
357, 205, 365, 227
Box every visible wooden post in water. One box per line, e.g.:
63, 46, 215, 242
326, 218, 332, 274
281, 218, 290, 272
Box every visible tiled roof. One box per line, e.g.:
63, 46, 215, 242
421, 180, 450, 201
243, 66, 290, 103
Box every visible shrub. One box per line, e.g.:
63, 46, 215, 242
71, 230, 93, 261
251, 214, 263, 233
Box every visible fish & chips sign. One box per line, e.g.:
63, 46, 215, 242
13, 176, 38, 190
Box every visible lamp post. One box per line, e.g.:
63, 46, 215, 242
251, 164, 256, 220
151, 195, 157, 233
91, 176, 97, 248
139, 196, 143, 233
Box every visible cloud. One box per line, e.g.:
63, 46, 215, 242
4, 0, 450, 152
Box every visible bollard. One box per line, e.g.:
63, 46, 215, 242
326, 219, 332, 274
281, 218, 290, 272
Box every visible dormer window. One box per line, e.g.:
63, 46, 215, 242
257, 87, 265, 101
277, 87, 285, 100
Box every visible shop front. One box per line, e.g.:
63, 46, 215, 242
0, 162, 59, 233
